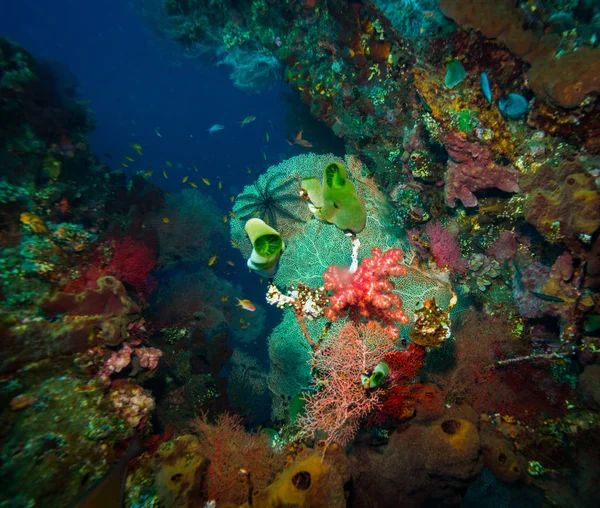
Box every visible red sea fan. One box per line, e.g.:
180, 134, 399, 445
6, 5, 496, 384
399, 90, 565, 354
106, 237, 157, 295
298, 321, 398, 447
64, 237, 157, 296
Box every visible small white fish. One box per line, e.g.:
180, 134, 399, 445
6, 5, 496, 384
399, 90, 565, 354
208, 124, 225, 135
155, 127, 162, 138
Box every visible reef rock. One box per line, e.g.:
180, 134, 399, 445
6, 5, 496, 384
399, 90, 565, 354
42, 275, 141, 346
579, 364, 600, 411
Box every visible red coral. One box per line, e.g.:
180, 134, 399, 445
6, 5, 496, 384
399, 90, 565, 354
190, 412, 285, 504
324, 247, 409, 339
106, 237, 157, 295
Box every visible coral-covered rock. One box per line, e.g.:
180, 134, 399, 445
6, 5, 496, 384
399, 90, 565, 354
350, 406, 483, 506
585, 235, 600, 290
43, 275, 139, 317
438, 0, 599, 109
437, 0, 540, 60
42, 276, 140, 346
528, 47, 600, 109
579, 364, 600, 411
151, 435, 210, 507
442, 132, 519, 208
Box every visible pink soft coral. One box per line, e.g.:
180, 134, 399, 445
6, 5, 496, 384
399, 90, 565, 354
323, 247, 409, 339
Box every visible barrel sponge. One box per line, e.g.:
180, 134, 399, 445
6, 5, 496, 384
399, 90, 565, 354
250, 443, 350, 507
437, 0, 537, 57
528, 47, 600, 108
438, 0, 600, 108
151, 435, 209, 507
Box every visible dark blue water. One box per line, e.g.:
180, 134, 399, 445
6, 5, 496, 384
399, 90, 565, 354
0, 0, 306, 201
1, 0, 345, 411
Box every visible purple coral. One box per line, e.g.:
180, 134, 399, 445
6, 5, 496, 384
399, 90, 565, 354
487, 231, 519, 262
442, 132, 520, 208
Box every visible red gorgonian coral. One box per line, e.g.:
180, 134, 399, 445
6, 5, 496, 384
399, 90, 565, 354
65, 237, 156, 296
376, 343, 426, 423
298, 321, 398, 448
323, 247, 409, 339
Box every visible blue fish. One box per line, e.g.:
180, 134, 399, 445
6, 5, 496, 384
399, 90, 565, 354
207, 123, 225, 135
480, 72, 492, 106
498, 94, 529, 119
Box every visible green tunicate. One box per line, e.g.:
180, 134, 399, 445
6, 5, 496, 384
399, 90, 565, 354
254, 233, 283, 258
325, 162, 346, 189
454, 109, 478, 131
301, 161, 366, 234
445, 59, 466, 89
368, 362, 389, 389
245, 218, 285, 277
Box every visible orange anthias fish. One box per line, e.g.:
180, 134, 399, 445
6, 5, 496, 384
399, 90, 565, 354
202, 178, 210, 186
208, 254, 218, 266
161, 217, 170, 224
182, 176, 188, 183
227, 260, 235, 267
222, 215, 228, 223
236, 298, 256, 312
221, 296, 230, 303
189, 182, 198, 188
293, 130, 313, 148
